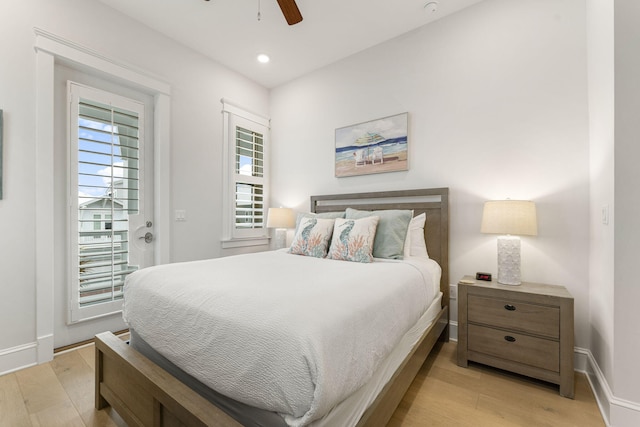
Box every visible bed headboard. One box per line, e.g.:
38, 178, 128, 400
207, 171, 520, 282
310, 188, 449, 306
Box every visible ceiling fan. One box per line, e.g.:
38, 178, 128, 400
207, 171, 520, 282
204, 0, 302, 26
276, 0, 303, 25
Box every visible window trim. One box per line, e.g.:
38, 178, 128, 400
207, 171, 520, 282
221, 99, 270, 248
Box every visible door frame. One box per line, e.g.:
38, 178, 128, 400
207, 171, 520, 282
35, 28, 171, 364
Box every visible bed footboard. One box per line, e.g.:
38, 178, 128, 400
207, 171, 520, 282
95, 307, 447, 427
95, 331, 241, 427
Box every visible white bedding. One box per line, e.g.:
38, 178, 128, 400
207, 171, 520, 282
312, 291, 443, 427
123, 250, 440, 426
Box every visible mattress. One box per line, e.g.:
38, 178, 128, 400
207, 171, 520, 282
123, 250, 441, 426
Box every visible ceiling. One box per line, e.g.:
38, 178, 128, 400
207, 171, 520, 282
98, 0, 484, 88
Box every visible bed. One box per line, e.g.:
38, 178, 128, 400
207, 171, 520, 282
95, 187, 450, 426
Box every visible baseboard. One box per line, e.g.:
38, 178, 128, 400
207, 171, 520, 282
0, 341, 38, 376
0, 334, 54, 376
576, 347, 640, 427
37, 334, 54, 364
574, 346, 589, 372
449, 320, 458, 342
609, 396, 640, 427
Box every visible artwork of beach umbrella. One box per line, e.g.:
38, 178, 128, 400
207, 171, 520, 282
353, 132, 385, 162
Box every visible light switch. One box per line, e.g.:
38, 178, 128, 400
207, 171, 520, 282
175, 210, 186, 221
450, 284, 457, 300
601, 205, 609, 225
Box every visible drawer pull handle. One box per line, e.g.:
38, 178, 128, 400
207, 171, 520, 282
504, 336, 516, 342
504, 304, 516, 311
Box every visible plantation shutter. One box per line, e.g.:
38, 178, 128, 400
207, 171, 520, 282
74, 97, 140, 308
234, 126, 265, 229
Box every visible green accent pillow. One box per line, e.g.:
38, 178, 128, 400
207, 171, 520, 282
345, 207, 412, 259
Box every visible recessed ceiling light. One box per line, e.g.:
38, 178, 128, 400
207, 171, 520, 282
257, 54, 270, 64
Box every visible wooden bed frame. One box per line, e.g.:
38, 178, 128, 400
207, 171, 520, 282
95, 187, 449, 427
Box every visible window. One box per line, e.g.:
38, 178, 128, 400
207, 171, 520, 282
222, 100, 270, 247
235, 125, 265, 230
91, 213, 113, 231
68, 82, 144, 322
93, 214, 101, 231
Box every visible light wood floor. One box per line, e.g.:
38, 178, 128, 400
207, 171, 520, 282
389, 341, 605, 427
0, 339, 605, 427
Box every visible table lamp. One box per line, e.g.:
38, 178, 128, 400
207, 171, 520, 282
267, 207, 295, 249
481, 200, 537, 285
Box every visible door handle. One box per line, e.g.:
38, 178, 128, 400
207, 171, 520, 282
138, 232, 153, 243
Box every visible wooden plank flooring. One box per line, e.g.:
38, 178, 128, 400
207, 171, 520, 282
389, 341, 605, 427
0, 339, 605, 426
1, 340, 127, 427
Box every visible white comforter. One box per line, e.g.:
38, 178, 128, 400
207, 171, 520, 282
123, 250, 439, 426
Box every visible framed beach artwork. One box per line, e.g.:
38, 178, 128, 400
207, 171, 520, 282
335, 112, 408, 178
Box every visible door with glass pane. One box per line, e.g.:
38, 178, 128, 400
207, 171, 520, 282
68, 82, 153, 323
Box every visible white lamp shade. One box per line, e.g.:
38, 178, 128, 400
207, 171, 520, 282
481, 199, 537, 286
481, 200, 537, 236
266, 207, 295, 229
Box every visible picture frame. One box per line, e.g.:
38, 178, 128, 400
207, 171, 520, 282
335, 112, 408, 178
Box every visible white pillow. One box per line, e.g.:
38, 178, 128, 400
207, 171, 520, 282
403, 210, 415, 258
403, 213, 429, 258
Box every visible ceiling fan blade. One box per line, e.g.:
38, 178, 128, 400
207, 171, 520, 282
276, 0, 303, 25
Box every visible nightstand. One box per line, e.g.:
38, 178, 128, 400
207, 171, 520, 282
457, 275, 574, 398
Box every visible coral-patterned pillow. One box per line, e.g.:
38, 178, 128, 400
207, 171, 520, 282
327, 217, 379, 263
288, 217, 335, 258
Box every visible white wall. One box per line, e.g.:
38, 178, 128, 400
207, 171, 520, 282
0, 0, 269, 369
585, 1, 640, 425
613, 0, 640, 412
586, 0, 615, 420
271, 0, 591, 347
0, 2, 40, 361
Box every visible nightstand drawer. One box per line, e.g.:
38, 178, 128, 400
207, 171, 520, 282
468, 295, 560, 338
468, 324, 559, 372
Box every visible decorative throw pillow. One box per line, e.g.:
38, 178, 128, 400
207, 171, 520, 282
288, 217, 335, 258
345, 208, 412, 259
327, 216, 379, 263
403, 213, 429, 258
294, 211, 346, 234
